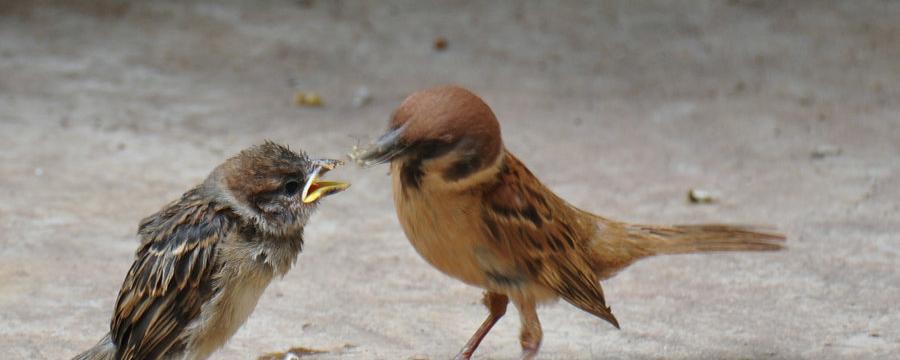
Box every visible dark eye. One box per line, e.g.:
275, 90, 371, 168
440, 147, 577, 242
283, 179, 301, 196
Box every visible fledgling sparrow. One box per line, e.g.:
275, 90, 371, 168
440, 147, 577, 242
353, 86, 785, 359
74, 142, 349, 360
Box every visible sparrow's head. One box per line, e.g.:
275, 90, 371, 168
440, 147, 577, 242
212, 141, 349, 235
354, 85, 503, 187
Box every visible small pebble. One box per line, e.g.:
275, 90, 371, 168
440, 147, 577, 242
688, 189, 715, 204
433, 36, 448, 51
294, 91, 323, 107
811, 145, 841, 159
34, 168, 44, 177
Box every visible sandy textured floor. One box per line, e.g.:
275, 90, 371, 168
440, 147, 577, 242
1, 1, 898, 359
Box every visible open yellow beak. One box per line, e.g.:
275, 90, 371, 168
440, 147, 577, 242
301, 159, 350, 204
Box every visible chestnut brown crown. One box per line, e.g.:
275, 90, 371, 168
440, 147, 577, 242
391, 85, 501, 157
220, 142, 311, 201
356, 86, 504, 184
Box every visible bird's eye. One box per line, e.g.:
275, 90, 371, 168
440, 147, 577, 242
283, 180, 301, 196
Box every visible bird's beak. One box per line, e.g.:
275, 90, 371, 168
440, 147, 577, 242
302, 159, 350, 204
349, 124, 409, 167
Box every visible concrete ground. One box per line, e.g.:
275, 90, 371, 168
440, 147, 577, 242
1, 1, 898, 359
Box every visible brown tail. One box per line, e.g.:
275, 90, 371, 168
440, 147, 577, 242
629, 224, 786, 255
591, 222, 785, 279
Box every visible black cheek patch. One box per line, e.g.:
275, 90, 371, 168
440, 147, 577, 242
400, 159, 424, 190
416, 140, 456, 160
443, 152, 483, 182
442, 137, 485, 182
400, 140, 454, 190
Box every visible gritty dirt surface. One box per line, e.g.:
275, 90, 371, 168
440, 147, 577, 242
1, 1, 899, 359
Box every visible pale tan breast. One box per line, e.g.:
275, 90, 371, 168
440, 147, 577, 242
181, 234, 300, 360
391, 162, 494, 288
186, 268, 271, 360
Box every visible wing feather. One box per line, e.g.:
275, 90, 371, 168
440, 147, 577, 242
110, 189, 231, 359
481, 153, 619, 327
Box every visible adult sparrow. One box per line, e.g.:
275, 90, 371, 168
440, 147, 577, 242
74, 142, 349, 360
352, 86, 785, 359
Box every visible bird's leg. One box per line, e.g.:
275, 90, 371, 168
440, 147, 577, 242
453, 291, 509, 360
515, 298, 542, 360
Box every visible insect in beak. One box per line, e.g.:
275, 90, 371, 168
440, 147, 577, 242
348, 124, 410, 167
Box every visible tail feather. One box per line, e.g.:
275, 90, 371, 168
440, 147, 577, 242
632, 224, 786, 255
590, 222, 785, 279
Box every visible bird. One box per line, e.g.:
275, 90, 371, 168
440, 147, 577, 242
74, 142, 349, 360
351, 85, 785, 359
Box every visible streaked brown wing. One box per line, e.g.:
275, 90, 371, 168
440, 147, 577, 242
110, 191, 231, 359
481, 153, 619, 327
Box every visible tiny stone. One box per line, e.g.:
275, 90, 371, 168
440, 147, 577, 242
294, 91, 323, 107
293, 91, 306, 105
433, 36, 448, 50
303, 92, 322, 106
811, 145, 842, 159
34, 168, 44, 177
688, 189, 715, 204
